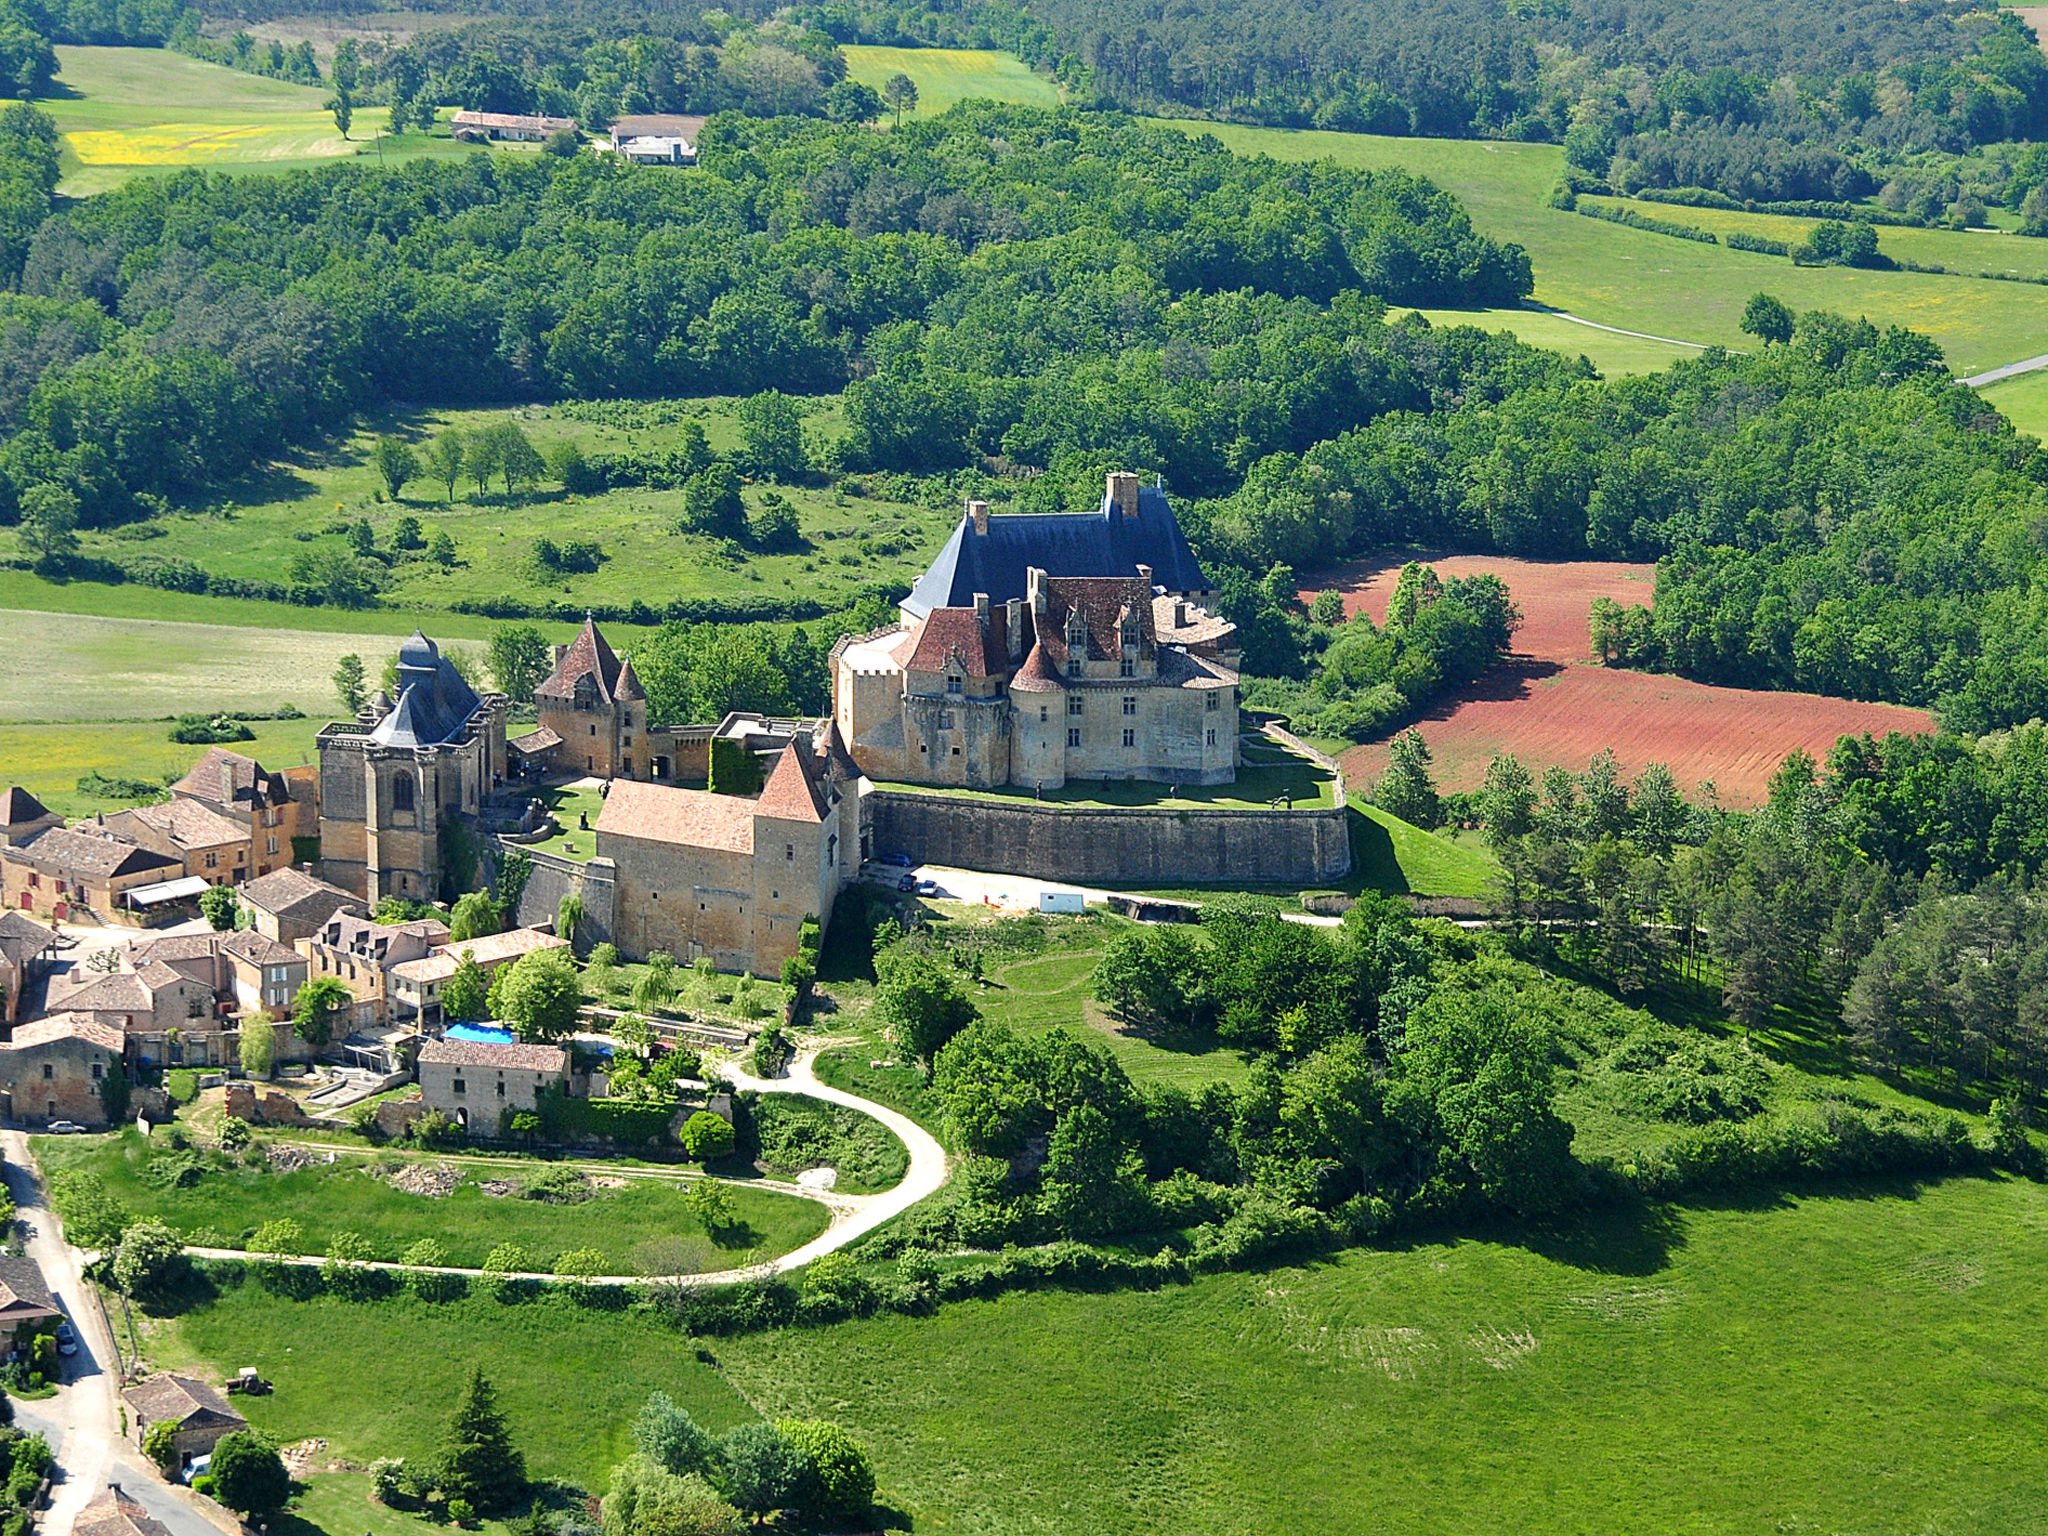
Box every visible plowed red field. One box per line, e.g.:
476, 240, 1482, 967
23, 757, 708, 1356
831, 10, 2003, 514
1303, 553, 1937, 807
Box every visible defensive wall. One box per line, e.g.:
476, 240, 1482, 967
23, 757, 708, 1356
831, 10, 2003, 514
864, 789, 1351, 886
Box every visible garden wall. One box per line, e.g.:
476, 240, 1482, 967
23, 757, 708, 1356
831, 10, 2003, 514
491, 842, 617, 948
865, 791, 1350, 886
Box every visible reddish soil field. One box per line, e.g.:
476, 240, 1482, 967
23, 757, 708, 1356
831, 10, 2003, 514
1303, 553, 1937, 807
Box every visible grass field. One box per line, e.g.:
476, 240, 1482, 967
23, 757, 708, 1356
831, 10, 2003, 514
1173, 121, 2048, 377
152, 1175, 2048, 1529
1979, 365, 2048, 435
841, 45, 1060, 115
1394, 306, 1706, 376
36, 1129, 828, 1271
0, 718, 326, 817
1350, 803, 1496, 897
26, 47, 485, 195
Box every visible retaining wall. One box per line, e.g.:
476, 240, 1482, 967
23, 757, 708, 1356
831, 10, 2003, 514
489, 841, 618, 949
866, 790, 1350, 886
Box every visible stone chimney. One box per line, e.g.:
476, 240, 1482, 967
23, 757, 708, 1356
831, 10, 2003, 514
1005, 597, 1024, 662
1174, 600, 1188, 627
1027, 566, 1048, 616
973, 591, 989, 634
1136, 563, 1153, 591
1107, 471, 1140, 518
969, 498, 989, 535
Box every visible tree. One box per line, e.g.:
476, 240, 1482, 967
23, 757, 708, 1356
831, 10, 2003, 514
737, 391, 806, 480
1037, 1103, 1151, 1238
293, 975, 353, 1045
248, 1217, 304, 1256
1740, 291, 1795, 346
210, 1432, 290, 1515
679, 1112, 735, 1161
634, 1392, 714, 1478
680, 463, 747, 541
239, 1012, 276, 1079
717, 1423, 800, 1521
881, 72, 918, 126
486, 625, 551, 705
585, 942, 619, 997
823, 79, 884, 124
1091, 926, 1209, 1031
143, 1421, 179, 1471
750, 495, 801, 552
1374, 729, 1440, 829
552, 1247, 605, 1277
393, 515, 425, 550
111, 1217, 185, 1296
684, 1179, 736, 1237
558, 890, 585, 952
47, 1170, 125, 1251
777, 1421, 875, 1519
199, 885, 240, 931
18, 482, 78, 567
334, 653, 367, 715
875, 949, 979, 1067
543, 127, 581, 158
465, 430, 503, 497
442, 950, 491, 1023
373, 436, 419, 499
428, 529, 457, 567
437, 1366, 528, 1512
429, 433, 468, 502
494, 948, 583, 1041
1477, 752, 1537, 850
329, 89, 354, 139
633, 954, 680, 1013
449, 891, 501, 944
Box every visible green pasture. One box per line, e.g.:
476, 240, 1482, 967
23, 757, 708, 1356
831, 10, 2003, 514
841, 45, 1060, 115
0, 718, 325, 817
1977, 365, 2048, 435
1394, 305, 1706, 376
1174, 121, 2048, 377
26, 47, 482, 196
712, 1175, 2048, 1533
35, 1128, 827, 1271
1350, 804, 1496, 898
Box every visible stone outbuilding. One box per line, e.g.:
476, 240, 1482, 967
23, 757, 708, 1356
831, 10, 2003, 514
0, 1014, 124, 1127
75, 1486, 174, 1536
1, 825, 182, 924
122, 1374, 246, 1471
416, 1037, 568, 1130
0, 1253, 62, 1350
233, 866, 365, 943
387, 927, 568, 1026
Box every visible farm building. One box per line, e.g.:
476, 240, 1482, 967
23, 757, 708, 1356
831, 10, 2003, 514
452, 110, 577, 142
417, 1036, 569, 1129
122, 1374, 246, 1471
0, 1014, 124, 1128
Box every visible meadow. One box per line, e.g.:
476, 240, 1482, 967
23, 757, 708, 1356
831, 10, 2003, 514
1980, 365, 2048, 436
1394, 305, 1704, 376
144, 1176, 2048, 1530
0, 718, 326, 818
35, 1128, 828, 1271
840, 45, 1061, 115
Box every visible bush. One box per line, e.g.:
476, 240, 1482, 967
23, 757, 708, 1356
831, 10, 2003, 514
777, 1420, 875, 1517
168, 714, 256, 745
164, 1070, 198, 1104
209, 1432, 289, 1514
678, 1112, 735, 1162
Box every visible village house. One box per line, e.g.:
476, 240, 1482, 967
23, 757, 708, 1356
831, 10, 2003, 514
317, 631, 509, 904
387, 926, 568, 1026
451, 109, 577, 142
0, 911, 55, 1027
0, 1254, 60, 1356
608, 112, 704, 163
121, 929, 307, 1020
76, 1486, 174, 1536
169, 747, 309, 881
0, 1014, 124, 1127
416, 1036, 568, 1130
596, 732, 855, 976
0, 788, 58, 848
100, 799, 251, 888
122, 1374, 246, 1471
42, 961, 227, 1068
236, 865, 366, 943
295, 910, 451, 1030
1, 824, 183, 924
834, 475, 1240, 792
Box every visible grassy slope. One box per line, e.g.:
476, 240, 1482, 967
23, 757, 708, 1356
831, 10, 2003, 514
841, 45, 1061, 115
36, 1130, 827, 1270
1172, 122, 2048, 376
1980, 365, 2048, 435
0, 717, 326, 818
1394, 306, 1704, 376
713, 1175, 2048, 1534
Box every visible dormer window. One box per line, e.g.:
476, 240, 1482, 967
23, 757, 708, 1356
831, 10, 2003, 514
946, 674, 962, 695
1067, 659, 1082, 678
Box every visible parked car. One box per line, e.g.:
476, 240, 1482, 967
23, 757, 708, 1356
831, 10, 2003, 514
878, 852, 914, 867
45, 1122, 85, 1135
915, 879, 941, 898
897, 874, 918, 892
54, 1324, 76, 1357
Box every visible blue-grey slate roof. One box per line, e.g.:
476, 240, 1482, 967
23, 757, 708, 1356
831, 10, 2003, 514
903, 485, 1212, 620
370, 631, 483, 747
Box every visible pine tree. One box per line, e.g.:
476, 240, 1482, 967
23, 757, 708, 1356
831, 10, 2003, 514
438, 1366, 527, 1512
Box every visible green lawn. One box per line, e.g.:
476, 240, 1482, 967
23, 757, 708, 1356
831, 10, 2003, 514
1978, 365, 2048, 436
1349, 804, 1497, 898
524, 781, 609, 864
0, 717, 327, 818
841, 45, 1061, 115
1394, 306, 1707, 376
35, 1130, 827, 1271
710, 1174, 2048, 1533
1172, 121, 2048, 377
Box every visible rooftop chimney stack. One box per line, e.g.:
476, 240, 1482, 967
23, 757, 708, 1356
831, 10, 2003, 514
1107, 471, 1140, 518
1027, 566, 1048, 616
973, 591, 989, 633
1136, 563, 1154, 590
1005, 597, 1024, 662
968, 498, 989, 535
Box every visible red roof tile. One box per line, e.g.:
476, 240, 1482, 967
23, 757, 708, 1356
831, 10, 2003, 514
536, 618, 623, 705
596, 780, 754, 854
755, 744, 825, 824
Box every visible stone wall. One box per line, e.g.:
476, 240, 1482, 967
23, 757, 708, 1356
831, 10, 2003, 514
866, 790, 1350, 886
493, 843, 617, 950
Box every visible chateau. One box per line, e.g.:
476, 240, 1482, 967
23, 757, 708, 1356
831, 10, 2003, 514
834, 473, 1242, 790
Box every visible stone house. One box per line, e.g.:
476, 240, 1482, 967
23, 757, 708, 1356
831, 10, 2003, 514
41, 963, 228, 1068
529, 617, 720, 784
0, 1014, 124, 1127
121, 1374, 246, 1471
121, 930, 307, 1020
0, 788, 59, 848
1, 825, 182, 923
317, 631, 508, 905
76, 1486, 174, 1536
450, 109, 576, 141
416, 1036, 568, 1130
0, 911, 55, 1027
169, 747, 307, 882
596, 735, 854, 976
0, 1254, 61, 1354
387, 927, 568, 1026
236, 866, 366, 943
100, 799, 251, 887
295, 911, 451, 1031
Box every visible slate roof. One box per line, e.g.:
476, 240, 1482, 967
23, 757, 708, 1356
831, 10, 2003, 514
0, 1254, 60, 1326
903, 483, 1210, 620
5, 828, 178, 883
419, 1037, 568, 1073
0, 912, 53, 969
536, 618, 624, 706
6, 1013, 125, 1052
76, 1487, 174, 1536
103, 799, 247, 852
755, 744, 826, 824
238, 867, 363, 924
122, 1374, 244, 1432
170, 748, 291, 814
0, 787, 51, 825
309, 912, 449, 960
369, 632, 484, 748
597, 779, 755, 855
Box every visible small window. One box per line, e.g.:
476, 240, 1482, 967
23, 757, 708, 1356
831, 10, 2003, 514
946, 675, 963, 695
1123, 728, 1136, 748
1068, 696, 1084, 716
496, 1081, 506, 1097
40, 1064, 51, 1081
1120, 659, 1135, 678
392, 772, 415, 813
1067, 659, 1082, 678
785, 843, 795, 862
939, 711, 955, 730
1039, 705, 1049, 722
205, 853, 217, 868
1206, 728, 1217, 747
952, 746, 961, 755
1068, 728, 1082, 748
590, 724, 598, 736
92, 1061, 103, 1080
452, 1078, 467, 1095
1123, 696, 1137, 716
1207, 692, 1219, 711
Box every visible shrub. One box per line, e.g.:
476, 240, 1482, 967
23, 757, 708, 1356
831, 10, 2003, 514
209, 1432, 289, 1514
777, 1420, 875, 1518
164, 1070, 198, 1104
679, 1112, 736, 1162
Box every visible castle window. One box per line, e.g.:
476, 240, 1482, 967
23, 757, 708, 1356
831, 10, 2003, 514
1039, 706, 1049, 722
786, 843, 795, 862
1120, 659, 1134, 678
1123, 728, 1136, 748
1206, 728, 1217, 747
1122, 696, 1137, 716
40, 1064, 50, 1081
1068, 696, 1084, 716
91, 1062, 102, 1080
1067, 659, 1082, 678
939, 712, 955, 730
591, 725, 598, 736
1068, 728, 1082, 748
497, 1081, 507, 1097
452, 1078, 466, 1095
947, 675, 963, 695
1207, 692, 1219, 711
392, 772, 415, 813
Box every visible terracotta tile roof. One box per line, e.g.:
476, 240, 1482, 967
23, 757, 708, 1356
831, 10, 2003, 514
76, 1487, 173, 1536
390, 928, 568, 984
1152, 594, 1238, 649
1035, 575, 1156, 669
0, 787, 51, 825
104, 799, 247, 854
419, 1037, 568, 1073
596, 779, 754, 854
6, 1013, 124, 1052
0, 912, 52, 969
905, 606, 1009, 677
6, 827, 179, 883
122, 1374, 243, 1431
52, 972, 155, 1013
309, 912, 449, 959
0, 1254, 59, 1323
170, 748, 290, 814
509, 727, 563, 756
1008, 642, 1064, 693
239, 867, 363, 923
755, 744, 825, 824
615, 654, 646, 702
452, 110, 577, 132
611, 113, 706, 140
536, 618, 623, 706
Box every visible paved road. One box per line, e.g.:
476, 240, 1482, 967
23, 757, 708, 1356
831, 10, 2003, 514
1961, 353, 2048, 387
0, 1134, 236, 1536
